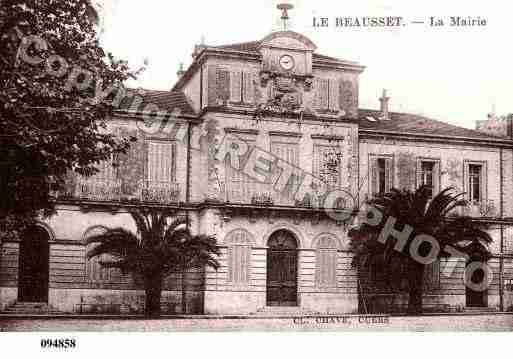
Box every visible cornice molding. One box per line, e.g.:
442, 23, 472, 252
359, 129, 513, 149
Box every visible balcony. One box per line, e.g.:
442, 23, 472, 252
225, 180, 328, 208
70, 178, 181, 205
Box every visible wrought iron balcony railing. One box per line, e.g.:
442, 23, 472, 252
225, 180, 330, 208
70, 177, 181, 204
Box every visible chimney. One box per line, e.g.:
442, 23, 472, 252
379, 89, 390, 120
192, 36, 207, 58
176, 62, 185, 78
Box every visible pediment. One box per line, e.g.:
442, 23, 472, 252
259, 31, 317, 52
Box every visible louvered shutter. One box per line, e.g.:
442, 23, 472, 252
117, 128, 145, 197
271, 142, 299, 204
227, 246, 233, 282
207, 66, 217, 106
217, 69, 230, 104
329, 80, 338, 111
425, 260, 440, 290
242, 71, 254, 104
320, 79, 329, 109
416, 159, 422, 189
329, 251, 337, 286
385, 157, 393, 192
147, 141, 175, 184
230, 71, 242, 103
316, 250, 324, 285
314, 78, 329, 109
316, 238, 338, 287
339, 80, 355, 113
370, 157, 378, 196
226, 230, 252, 285
208, 66, 230, 106
433, 161, 440, 194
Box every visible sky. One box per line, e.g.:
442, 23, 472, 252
98, 0, 513, 129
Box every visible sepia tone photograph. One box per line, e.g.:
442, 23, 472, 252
0, 0, 513, 340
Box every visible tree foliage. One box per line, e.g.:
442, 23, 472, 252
86, 209, 220, 317
349, 186, 492, 314
0, 0, 138, 236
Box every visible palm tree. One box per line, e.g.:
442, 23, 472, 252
349, 186, 492, 314
86, 209, 220, 318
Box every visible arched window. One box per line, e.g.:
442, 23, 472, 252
315, 235, 340, 288
225, 229, 254, 285
83, 226, 121, 283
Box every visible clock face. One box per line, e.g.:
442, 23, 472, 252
279, 54, 295, 71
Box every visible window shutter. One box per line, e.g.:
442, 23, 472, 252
271, 142, 299, 203
370, 157, 378, 196
147, 141, 175, 184
225, 230, 252, 285
316, 238, 338, 287
433, 161, 440, 194
425, 260, 440, 290
227, 246, 233, 282
242, 71, 254, 104
217, 69, 230, 104
329, 80, 338, 111
207, 66, 217, 106
230, 71, 242, 103
313, 79, 321, 108
416, 160, 422, 189
385, 157, 393, 192
314, 78, 329, 109
339, 80, 354, 112
117, 128, 144, 196
330, 251, 337, 286
208, 66, 230, 106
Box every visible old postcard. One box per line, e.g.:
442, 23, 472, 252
0, 1, 512, 350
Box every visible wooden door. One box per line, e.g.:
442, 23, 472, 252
266, 230, 298, 306
18, 227, 50, 302
465, 263, 487, 307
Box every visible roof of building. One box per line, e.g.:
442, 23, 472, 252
357, 109, 506, 141
116, 89, 195, 116
211, 40, 357, 66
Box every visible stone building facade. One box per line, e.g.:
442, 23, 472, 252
1, 29, 513, 315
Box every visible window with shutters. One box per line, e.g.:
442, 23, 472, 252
315, 235, 340, 288
83, 226, 122, 284
225, 229, 254, 285
468, 164, 483, 203
417, 159, 440, 198
369, 155, 393, 197
208, 66, 230, 106
271, 140, 300, 205
146, 140, 176, 185
339, 80, 356, 114
314, 78, 338, 112
314, 145, 342, 188
424, 259, 441, 291
225, 135, 256, 203
229, 70, 255, 105
92, 155, 118, 182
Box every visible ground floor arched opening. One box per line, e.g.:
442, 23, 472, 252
18, 226, 50, 302
266, 229, 298, 306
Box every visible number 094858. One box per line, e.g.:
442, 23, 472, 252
41, 338, 76, 349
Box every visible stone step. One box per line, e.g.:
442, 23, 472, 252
464, 306, 497, 312
254, 306, 324, 316
1, 302, 63, 314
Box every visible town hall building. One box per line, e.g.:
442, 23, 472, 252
1, 8, 513, 315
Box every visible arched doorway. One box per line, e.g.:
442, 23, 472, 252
266, 230, 298, 306
465, 250, 489, 308
18, 226, 50, 302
